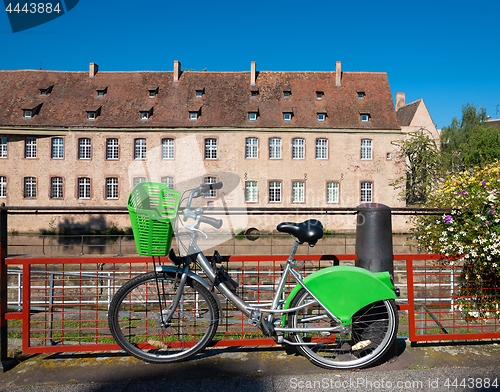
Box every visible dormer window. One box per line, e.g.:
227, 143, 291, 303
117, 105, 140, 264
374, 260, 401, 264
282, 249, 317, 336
249, 112, 258, 121
316, 91, 324, 100
86, 106, 101, 120
189, 111, 198, 121
195, 90, 203, 98
96, 87, 107, 97
39, 85, 53, 96
283, 91, 291, 99
22, 103, 42, 119
358, 91, 366, 100
361, 113, 370, 123
251, 90, 259, 98
317, 113, 326, 122
148, 88, 158, 98
140, 107, 153, 120
283, 112, 293, 121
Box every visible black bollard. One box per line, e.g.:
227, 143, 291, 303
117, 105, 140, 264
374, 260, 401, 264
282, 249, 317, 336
355, 203, 394, 278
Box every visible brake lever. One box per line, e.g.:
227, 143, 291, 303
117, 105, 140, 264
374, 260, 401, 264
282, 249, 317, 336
184, 217, 208, 239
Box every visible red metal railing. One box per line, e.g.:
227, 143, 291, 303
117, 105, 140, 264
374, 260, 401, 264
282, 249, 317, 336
397, 254, 500, 342
5, 254, 345, 353
4, 254, 500, 354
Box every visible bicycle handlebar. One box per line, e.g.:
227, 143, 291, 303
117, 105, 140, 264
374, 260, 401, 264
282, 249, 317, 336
183, 182, 224, 230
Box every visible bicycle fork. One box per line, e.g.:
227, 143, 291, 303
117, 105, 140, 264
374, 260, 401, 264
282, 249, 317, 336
155, 263, 190, 328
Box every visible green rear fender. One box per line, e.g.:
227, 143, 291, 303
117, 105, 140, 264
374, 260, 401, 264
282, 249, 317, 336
284, 265, 397, 326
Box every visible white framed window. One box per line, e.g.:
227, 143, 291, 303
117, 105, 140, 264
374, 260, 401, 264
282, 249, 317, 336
361, 114, 370, 122
316, 138, 328, 159
0, 176, 6, 198
245, 137, 258, 159
24, 177, 36, 198
161, 176, 174, 189
327, 182, 339, 203
189, 112, 198, 121
78, 138, 91, 159
245, 180, 258, 203
317, 113, 326, 122
51, 138, 64, 159
133, 177, 146, 187
50, 177, 63, 199
361, 139, 372, 160
269, 181, 281, 203
23, 109, 32, 119
283, 112, 292, 121
204, 138, 217, 159
25, 138, 37, 158
162, 138, 174, 159
106, 178, 119, 199
283, 91, 290, 98
361, 182, 373, 203
97, 90, 105, 97
149, 90, 157, 98
204, 176, 217, 198
78, 177, 91, 199
196, 90, 203, 98
269, 138, 281, 159
140, 111, 149, 120
134, 138, 147, 159
292, 181, 305, 203
0, 138, 7, 158
358, 92, 365, 100
87, 111, 96, 120
248, 112, 257, 121
106, 138, 119, 160
292, 138, 305, 159
316, 91, 323, 100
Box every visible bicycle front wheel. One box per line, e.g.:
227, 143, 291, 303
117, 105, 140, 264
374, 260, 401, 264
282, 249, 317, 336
288, 288, 398, 370
108, 271, 219, 364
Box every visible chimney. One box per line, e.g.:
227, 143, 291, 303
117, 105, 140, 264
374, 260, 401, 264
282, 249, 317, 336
89, 62, 98, 78
251, 61, 256, 85
335, 61, 341, 86
396, 92, 405, 110
173, 60, 181, 82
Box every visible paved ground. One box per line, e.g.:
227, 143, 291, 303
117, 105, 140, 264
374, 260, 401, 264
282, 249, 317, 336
1, 338, 500, 391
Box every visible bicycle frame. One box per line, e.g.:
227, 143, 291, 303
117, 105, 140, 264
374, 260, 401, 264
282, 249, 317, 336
156, 230, 346, 338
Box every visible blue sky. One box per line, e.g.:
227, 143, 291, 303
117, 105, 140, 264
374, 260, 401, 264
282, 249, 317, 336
1, 0, 499, 129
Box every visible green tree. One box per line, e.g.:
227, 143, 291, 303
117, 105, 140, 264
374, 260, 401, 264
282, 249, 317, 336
440, 103, 500, 174
392, 128, 442, 205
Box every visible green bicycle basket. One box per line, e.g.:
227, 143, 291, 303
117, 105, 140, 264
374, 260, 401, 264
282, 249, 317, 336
127, 182, 181, 256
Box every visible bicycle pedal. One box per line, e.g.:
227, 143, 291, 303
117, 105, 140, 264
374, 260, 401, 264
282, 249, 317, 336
352, 340, 371, 351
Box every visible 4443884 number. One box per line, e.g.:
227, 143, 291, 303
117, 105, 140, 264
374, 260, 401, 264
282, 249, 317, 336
5, 3, 61, 13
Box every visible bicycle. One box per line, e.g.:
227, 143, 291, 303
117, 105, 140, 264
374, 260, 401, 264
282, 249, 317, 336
108, 181, 399, 370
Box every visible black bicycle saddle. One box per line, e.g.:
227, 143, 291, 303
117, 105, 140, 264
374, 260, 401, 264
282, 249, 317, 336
276, 219, 324, 247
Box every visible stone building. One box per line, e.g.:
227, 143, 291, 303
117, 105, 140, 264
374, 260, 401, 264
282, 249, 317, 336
0, 61, 406, 233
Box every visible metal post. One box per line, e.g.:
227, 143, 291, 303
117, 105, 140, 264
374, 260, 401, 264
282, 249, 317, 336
0, 208, 15, 371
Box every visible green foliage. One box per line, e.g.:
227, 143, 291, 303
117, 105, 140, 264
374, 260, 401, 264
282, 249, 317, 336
440, 104, 500, 173
392, 128, 442, 204
413, 161, 500, 318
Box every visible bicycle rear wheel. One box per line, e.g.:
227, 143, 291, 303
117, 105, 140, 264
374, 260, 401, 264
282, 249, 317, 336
288, 288, 398, 370
108, 271, 219, 363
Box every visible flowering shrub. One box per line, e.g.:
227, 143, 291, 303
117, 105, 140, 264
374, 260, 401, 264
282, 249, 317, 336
413, 161, 500, 319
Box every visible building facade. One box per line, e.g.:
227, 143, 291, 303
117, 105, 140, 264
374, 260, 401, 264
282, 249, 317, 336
0, 61, 406, 233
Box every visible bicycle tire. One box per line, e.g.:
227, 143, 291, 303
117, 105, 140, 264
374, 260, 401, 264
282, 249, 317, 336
287, 288, 398, 370
108, 271, 219, 364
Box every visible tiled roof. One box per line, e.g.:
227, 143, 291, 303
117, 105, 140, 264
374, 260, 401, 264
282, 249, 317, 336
0, 68, 400, 130
397, 99, 422, 127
